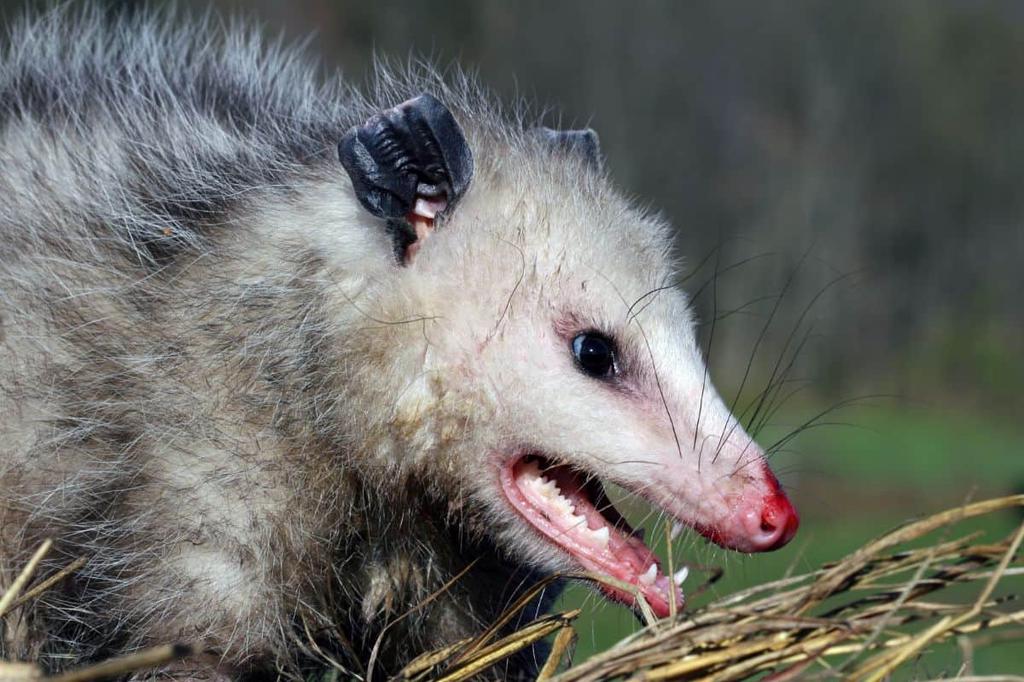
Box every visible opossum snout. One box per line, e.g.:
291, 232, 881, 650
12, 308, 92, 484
754, 467, 800, 550
695, 470, 799, 552
733, 489, 799, 552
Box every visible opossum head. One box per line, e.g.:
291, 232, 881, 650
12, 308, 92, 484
339, 94, 798, 617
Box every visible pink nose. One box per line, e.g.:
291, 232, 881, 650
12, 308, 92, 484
746, 491, 799, 551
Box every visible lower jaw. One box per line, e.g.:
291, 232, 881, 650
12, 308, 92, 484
498, 455, 684, 618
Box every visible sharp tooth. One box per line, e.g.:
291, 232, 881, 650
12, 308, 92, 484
553, 499, 575, 517
591, 526, 610, 548
670, 521, 684, 541
673, 566, 689, 586
413, 197, 440, 219
639, 563, 658, 586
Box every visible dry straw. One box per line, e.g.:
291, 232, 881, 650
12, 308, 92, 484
399, 495, 1024, 681
1, 495, 1021, 681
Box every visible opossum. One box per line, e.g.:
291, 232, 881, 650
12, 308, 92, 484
0, 8, 798, 680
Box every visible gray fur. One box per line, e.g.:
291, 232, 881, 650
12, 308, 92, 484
0, 9, 595, 679
0, 6, 788, 681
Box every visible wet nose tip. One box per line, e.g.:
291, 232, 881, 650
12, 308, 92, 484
752, 493, 799, 551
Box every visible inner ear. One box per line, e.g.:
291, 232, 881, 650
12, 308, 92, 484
339, 94, 473, 265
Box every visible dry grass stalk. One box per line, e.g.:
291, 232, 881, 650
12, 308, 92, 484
395, 495, 1023, 681
44, 645, 195, 682
6, 558, 88, 614
1, 545, 192, 681
0, 540, 52, 619
536, 625, 577, 681
1, 540, 52, 680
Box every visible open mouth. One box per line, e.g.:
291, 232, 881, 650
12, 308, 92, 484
498, 454, 686, 618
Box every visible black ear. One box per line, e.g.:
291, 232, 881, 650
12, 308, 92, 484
536, 127, 602, 171
339, 94, 473, 220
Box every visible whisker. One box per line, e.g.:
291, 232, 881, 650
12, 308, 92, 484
742, 271, 857, 439
712, 245, 816, 465
763, 393, 896, 456
694, 245, 722, 469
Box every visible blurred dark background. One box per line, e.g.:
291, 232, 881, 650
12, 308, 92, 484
4, 0, 1021, 672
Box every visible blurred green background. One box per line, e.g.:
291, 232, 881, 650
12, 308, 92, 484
8, 0, 1021, 675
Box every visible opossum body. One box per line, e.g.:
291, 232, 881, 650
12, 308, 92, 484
0, 9, 797, 680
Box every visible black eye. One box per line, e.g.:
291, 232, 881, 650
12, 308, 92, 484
571, 332, 617, 378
